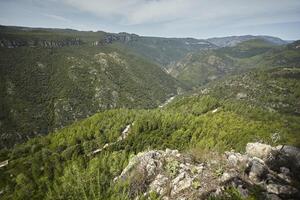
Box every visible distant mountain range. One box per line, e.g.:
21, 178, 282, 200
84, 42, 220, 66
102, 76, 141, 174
168, 38, 300, 87
207, 35, 289, 47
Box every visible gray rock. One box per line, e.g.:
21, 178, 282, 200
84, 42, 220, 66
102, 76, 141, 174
220, 172, 236, 183
236, 92, 247, 99
150, 174, 169, 195
267, 183, 298, 195
246, 143, 273, 160
228, 154, 239, 166
248, 158, 268, 183
266, 193, 282, 200
171, 173, 193, 196
237, 185, 249, 199
280, 167, 290, 175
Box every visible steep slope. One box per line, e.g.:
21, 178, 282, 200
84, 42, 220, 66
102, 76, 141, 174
0, 66, 299, 199
0, 26, 184, 148
197, 67, 300, 115
169, 39, 300, 87
118, 36, 216, 68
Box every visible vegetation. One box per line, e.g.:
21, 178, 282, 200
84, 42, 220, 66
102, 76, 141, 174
169, 39, 300, 87
0, 25, 300, 199
1, 83, 299, 199
200, 67, 300, 115
0, 26, 184, 148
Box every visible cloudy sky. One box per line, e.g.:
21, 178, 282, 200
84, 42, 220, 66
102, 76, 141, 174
0, 0, 299, 39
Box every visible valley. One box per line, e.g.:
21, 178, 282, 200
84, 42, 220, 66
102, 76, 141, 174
0, 25, 299, 200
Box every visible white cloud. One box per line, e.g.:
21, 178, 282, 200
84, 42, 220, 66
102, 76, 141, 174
61, 0, 300, 26
43, 13, 71, 22
1, 0, 300, 39
62, 0, 196, 25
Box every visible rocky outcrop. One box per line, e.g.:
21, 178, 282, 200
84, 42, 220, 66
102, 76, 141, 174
92, 33, 139, 46
0, 38, 82, 48
115, 143, 300, 199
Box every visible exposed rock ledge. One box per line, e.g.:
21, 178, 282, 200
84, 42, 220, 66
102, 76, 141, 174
115, 143, 300, 200
0, 38, 82, 48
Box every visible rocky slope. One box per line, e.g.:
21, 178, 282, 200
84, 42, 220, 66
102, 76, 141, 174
116, 143, 300, 200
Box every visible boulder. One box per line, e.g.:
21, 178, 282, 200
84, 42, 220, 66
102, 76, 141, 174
248, 158, 268, 183
246, 142, 273, 160
220, 172, 236, 183
150, 174, 169, 195
267, 183, 298, 196
115, 150, 163, 181
171, 172, 193, 196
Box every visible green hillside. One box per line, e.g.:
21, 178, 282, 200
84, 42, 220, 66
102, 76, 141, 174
197, 67, 300, 115
169, 39, 300, 87
117, 37, 216, 68
0, 66, 299, 199
0, 26, 185, 148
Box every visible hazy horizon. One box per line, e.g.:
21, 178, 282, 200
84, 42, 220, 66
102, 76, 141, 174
0, 0, 299, 40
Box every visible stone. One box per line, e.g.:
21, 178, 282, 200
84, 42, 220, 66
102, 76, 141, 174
267, 184, 298, 195
228, 154, 238, 166
236, 92, 247, 99
246, 143, 273, 160
278, 173, 292, 183
115, 143, 300, 200
220, 172, 234, 182
171, 174, 193, 196
172, 172, 186, 185
237, 185, 249, 198
248, 158, 268, 183
115, 150, 162, 180
279, 167, 290, 175
150, 174, 169, 195
166, 148, 172, 154
266, 193, 282, 200
277, 145, 300, 168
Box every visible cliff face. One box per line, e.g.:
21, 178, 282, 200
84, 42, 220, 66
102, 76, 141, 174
0, 33, 138, 48
0, 38, 82, 48
92, 32, 139, 46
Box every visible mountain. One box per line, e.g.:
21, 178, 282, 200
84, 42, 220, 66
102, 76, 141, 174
207, 35, 288, 47
168, 39, 300, 87
1, 25, 300, 199
0, 25, 217, 69
115, 36, 216, 69
186, 67, 300, 115
0, 26, 185, 148
0, 66, 299, 199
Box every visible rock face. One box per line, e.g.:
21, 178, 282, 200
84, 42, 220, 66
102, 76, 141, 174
93, 33, 139, 46
0, 38, 82, 48
246, 142, 273, 160
115, 143, 300, 200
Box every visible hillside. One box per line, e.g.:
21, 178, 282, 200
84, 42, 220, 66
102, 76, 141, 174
196, 67, 300, 115
0, 26, 185, 148
168, 39, 300, 87
207, 35, 288, 47
1, 25, 299, 199
0, 66, 299, 199
117, 36, 216, 68
0, 25, 217, 69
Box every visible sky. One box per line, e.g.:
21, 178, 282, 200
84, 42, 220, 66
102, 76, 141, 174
0, 0, 299, 40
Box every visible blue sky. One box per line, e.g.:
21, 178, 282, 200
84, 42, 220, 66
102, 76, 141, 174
0, 0, 299, 40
